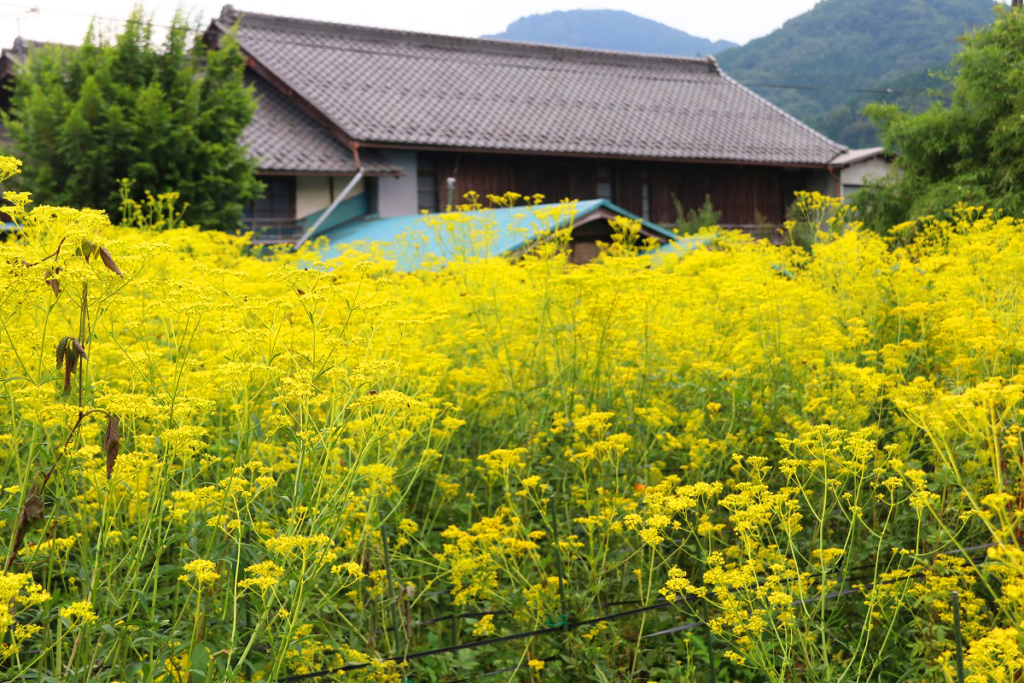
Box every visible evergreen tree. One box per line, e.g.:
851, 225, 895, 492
1, 9, 259, 229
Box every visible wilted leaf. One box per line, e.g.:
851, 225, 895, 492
71, 338, 87, 361
56, 336, 70, 370
98, 246, 122, 277
104, 414, 121, 479
21, 490, 44, 525
44, 267, 61, 296
63, 352, 75, 398
60, 337, 85, 399
5, 487, 46, 569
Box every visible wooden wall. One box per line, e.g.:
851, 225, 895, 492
424, 152, 829, 226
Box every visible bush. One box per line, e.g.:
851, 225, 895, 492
673, 193, 721, 234
1, 9, 260, 229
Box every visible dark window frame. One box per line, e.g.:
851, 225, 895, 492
244, 175, 298, 243
246, 175, 296, 223
596, 164, 615, 202
417, 156, 439, 213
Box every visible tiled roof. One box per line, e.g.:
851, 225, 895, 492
1, 39, 74, 80
0, 39, 30, 83
212, 6, 846, 166
244, 76, 399, 174
830, 146, 888, 168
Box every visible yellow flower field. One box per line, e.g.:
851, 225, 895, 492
2, 153, 1024, 682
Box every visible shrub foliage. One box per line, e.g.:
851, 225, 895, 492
1, 10, 259, 230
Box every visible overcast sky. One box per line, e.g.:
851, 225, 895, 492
1, 0, 830, 51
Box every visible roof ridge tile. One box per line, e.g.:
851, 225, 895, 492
216, 6, 718, 73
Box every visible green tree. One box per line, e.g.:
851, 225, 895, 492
715, 0, 995, 145
1, 9, 259, 229
858, 7, 1024, 231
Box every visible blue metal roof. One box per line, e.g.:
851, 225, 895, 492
311, 199, 702, 269
300, 192, 370, 233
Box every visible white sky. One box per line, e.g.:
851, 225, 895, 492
1, 0, 829, 51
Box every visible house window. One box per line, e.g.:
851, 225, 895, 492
841, 184, 862, 198
242, 176, 297, 243
417, 156, 439, 213
641, 169, 651, 220
596, 165, 614, 201
245, 176, 295, 226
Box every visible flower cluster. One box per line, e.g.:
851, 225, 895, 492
3, 153, 1024, 680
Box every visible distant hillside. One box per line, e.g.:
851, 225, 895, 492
487, 1, 998, 147
809, 69, 949, 148
486, 9, 737, 57
716, 0, 997, 146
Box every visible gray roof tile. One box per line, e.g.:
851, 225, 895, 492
215, 7, 846, 166
245, 76, 399, 174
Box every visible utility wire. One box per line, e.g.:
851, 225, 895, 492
746, 82, 935, 95
0, 2, 947, 99
0, 0, 179, 31
273, 542, 999, 682
0, 7, 36, 20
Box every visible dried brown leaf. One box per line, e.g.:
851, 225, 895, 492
63, 353, 75, 398
44, 267, 61, 296
98, 246, 122, 277
104, 414, 121, 479
61, 339, 83, 399
71, 338, 87, 361
21, 490, 44, 525
56, 336, 70, 370
5, 487, 45, 569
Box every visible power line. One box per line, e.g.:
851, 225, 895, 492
0, 2, 953, 100
274, 542, 999, 682
0, 6, 36, 18
0, 1, 180, 32
747, 82, 934, 96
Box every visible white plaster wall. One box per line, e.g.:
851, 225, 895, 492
376, 150, 418, 218
840, 158, 895, 189
295, 175, 365, 220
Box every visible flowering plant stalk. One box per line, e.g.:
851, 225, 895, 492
3, 153, 1024, 681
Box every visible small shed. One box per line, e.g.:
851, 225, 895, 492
830, 147, 896, 197
312, 199, 699, 270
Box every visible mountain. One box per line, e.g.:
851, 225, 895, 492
716, 0, 998, 146
486, 1, 999, 147
808, 69, 947, 148
485, 10, 737, 57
